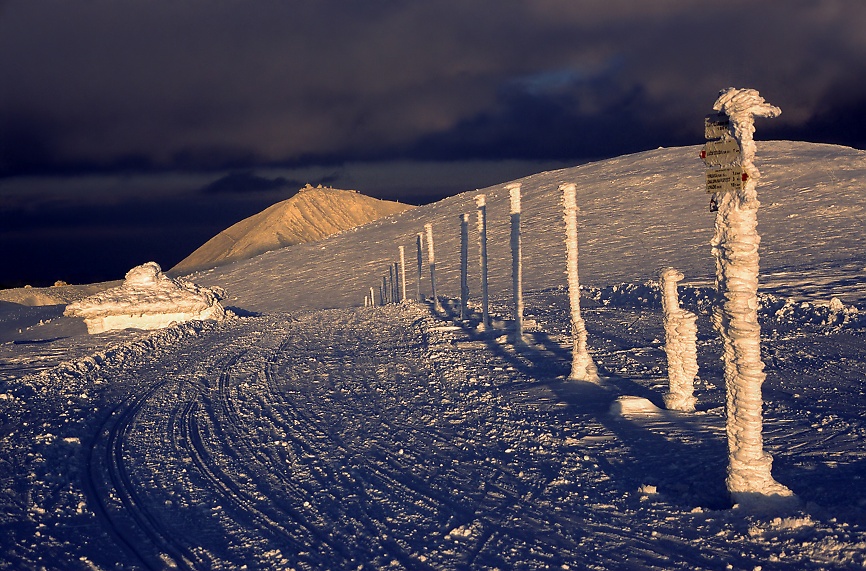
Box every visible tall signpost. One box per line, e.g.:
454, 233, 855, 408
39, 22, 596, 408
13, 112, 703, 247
704, 88, 794, 506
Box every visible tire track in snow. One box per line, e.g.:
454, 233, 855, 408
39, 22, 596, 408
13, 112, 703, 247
185, 349, 359, 568
84, 378, 202, 570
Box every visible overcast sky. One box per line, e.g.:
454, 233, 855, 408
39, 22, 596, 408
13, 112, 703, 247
2, 1, 866, 286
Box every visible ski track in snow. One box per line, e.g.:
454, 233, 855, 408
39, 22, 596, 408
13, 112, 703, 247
2, 293, 865, 570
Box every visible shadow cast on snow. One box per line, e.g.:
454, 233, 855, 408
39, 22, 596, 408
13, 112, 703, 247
424, 296, 734, 511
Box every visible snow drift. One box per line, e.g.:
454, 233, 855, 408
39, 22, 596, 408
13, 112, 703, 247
64, 262, 227, 334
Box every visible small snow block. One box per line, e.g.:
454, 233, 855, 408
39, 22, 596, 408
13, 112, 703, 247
609, 395, 663, 416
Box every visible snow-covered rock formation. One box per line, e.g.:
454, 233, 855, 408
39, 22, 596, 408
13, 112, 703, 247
659, 267, 698, 412
64, 262, 227, 334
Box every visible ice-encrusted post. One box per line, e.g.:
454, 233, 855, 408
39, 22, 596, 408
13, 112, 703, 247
382, 275, 390, 305
416, 232, 424, 301
709, 87, 793, 504
475, 194, 490, 329
460, 213, 470, 320
659, 267, 698, 412
394, 262, 400, 302
507, 183, 525, 345
399, 246, 407, 303
560, 183, 599, 382
425, 223, 441, 311
389, 264, 396, 304
370, 287, 376, 307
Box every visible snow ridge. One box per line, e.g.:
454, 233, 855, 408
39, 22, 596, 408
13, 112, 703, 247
172, 186, 414, 273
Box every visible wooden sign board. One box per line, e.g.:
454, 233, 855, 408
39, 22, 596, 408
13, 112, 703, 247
706, 167, 744, 194
701, 138, 740, 167
705, 113, 730, 140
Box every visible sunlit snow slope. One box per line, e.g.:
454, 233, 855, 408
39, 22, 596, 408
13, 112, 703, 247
171, 186, 414, 274
188, 142, 866, 313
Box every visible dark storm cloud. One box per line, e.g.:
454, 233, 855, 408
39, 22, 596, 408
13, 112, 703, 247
1, 0, 865, 176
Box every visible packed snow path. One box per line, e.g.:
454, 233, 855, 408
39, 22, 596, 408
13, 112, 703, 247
2, 297, 866, 570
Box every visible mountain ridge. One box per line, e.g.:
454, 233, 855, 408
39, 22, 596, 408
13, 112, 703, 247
171, 186, 414, 274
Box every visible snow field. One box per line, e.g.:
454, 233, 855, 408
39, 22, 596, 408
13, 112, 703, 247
3, 290, 865, 570
2, 141, 866, 569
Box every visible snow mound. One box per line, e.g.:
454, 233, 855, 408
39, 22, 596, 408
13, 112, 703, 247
63, 262, 227, 334
610, 395, 663, 416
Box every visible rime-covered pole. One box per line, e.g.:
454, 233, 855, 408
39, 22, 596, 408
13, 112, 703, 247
475, 194, 490, 329
399, 246, 407, 303
389, 264, 396, 304
416, 232, 424, 301
710, 87, 793, 503
382, 276, 389, 305
507, 183, 525, 345
560, 183, 599, 382
370, 287, 376, 307
425, 223, 440, 311
659, 267, 698, 412
460, 213, 470, 320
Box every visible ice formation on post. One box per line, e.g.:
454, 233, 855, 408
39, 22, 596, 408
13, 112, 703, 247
425, 223, 441, 311
560, 183, 599, 382
659, 267, 698, 412
416, 232, 424, 301
475, 194, 490, 329
398, 246, 407, 303
710, 88, 794, 503
459, 213, 470, 320
64, 262, 227, 334
506, 183, 526, 345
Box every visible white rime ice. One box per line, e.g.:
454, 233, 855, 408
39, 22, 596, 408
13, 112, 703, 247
475, 194, 491, 329
560, 183, 599, 382
507, 183, 525, 345
64, 262, 227, 334
425, 223, 441, 311
659, 267, 698, 412
399, 246, 407, 303
460, 213, 470, 320
416, 232, 424, 301
710, 87, 794, 504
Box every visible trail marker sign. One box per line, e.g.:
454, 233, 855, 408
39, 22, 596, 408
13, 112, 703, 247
705, 112, 730, 140
706, 167, 745, 194
701, 138, 740, 167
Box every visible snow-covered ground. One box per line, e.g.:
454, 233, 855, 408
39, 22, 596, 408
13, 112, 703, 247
1, 141, 865, 570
